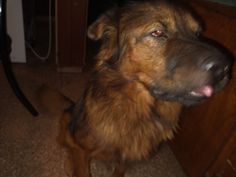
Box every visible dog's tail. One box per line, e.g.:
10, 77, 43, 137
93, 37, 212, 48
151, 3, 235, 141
37, 85, 74, 115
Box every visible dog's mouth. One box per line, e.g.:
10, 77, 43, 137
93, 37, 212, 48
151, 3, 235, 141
150, 76, 229, 105
151, 85, 214, 103
150, 86, 212, 106
189, 73, 230, 98
189, 85, 214, 98
150, 84, 215, 99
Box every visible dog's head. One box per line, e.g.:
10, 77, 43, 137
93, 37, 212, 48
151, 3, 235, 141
87, 0, 232, 105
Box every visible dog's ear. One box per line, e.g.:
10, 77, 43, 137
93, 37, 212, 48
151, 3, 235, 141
87, 8, 122, 65
87, 9, 118, 41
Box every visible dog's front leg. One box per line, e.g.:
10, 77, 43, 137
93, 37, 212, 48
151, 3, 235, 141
111, 162, 127, 177
70, 146, 91, 177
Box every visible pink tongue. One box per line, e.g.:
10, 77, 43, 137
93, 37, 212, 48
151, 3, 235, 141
193, 85, 214, 97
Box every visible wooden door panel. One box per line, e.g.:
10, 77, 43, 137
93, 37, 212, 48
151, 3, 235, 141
56, 0, 88, 72
208, 130, 236, 177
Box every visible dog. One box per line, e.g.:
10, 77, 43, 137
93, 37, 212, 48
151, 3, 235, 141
52, 1, 232, 177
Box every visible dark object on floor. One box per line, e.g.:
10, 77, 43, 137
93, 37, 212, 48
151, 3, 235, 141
0, 0, 38, 117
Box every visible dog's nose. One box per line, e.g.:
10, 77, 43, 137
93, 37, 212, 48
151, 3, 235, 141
201, 56, 231, 80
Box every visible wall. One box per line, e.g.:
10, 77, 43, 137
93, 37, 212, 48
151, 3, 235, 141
7, 0, 26, 63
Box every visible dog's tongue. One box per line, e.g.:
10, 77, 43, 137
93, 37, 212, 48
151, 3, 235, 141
191, 85, 214, 97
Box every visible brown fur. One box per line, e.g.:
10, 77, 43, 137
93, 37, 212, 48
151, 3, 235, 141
61, 2, 184, 176
41, 1, 231, 177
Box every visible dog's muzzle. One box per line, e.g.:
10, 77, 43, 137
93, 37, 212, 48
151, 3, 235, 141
151, 46, 232, 105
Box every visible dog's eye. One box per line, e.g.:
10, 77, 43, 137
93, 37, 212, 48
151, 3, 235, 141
150, 29, 165, 38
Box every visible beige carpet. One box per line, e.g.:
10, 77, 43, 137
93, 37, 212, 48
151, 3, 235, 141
0, 63, 186, 177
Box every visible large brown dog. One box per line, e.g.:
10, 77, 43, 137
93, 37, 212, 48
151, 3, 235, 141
58, 1, 232, 177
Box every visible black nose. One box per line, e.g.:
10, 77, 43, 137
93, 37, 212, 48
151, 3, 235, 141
201, 56, 231, 80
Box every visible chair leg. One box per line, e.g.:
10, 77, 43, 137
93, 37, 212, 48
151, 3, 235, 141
1, 57, 39, 117
1, 0, 38, 117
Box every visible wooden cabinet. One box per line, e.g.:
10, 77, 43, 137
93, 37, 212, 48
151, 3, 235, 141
208, 131, 236, 177
56, 0, 88, 72
170, 1, 236, 177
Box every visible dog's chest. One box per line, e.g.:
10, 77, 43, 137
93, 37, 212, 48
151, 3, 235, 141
88, 101, 179, 161
86, 81, 181, 161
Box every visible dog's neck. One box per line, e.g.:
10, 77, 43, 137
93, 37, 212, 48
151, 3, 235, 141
87, 68, 183, 159
91, 67, 183, 132
153, 100, 182, 140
